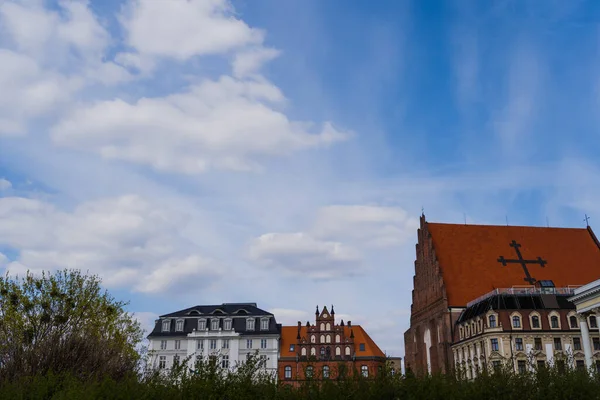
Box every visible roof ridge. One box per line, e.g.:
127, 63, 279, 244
428, 221, 587, 230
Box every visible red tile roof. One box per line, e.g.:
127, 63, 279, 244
279, 325, 385, 358
427, 223, 600, 306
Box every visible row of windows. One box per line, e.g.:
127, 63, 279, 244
293, 345, 353, 357
308, 333, 348, 344
161, 317, 270, 332
490, 313, 597, 330
283, 365, 369, 379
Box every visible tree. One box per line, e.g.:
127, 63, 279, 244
0, 269, 143, 382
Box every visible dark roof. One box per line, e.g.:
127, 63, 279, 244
147, 303, 280, 338
457, 294, 575, 324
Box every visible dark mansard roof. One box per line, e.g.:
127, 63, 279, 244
456, 293, 576, 324
147, 303, 281, 338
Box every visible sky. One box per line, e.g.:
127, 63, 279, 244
1, 0, 600, 358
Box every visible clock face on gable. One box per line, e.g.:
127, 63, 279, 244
323, 312, 328, 317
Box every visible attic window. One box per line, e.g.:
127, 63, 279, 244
162, 320, 170, 332
175, 320, 184, 332
359, 343, 365, 351
246, 318, 255, 331
211, 319, 219, 330
224, 318, 232, 330
261, 318, 269, 330
198, 318, 206, 331
290, 344, 295, 352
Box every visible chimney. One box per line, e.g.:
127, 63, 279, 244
348, 321, 351, 328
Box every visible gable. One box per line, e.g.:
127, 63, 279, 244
427, 222, 600, 306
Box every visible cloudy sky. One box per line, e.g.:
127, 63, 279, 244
1, 0, 600, 357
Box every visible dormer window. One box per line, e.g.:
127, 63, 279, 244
162, 320, 170, 332
489, 315, 497, 328
211, 319, 219, 330
512, 315, 521, 328
224, 318, 232, 330
198, 318, 206, 331
246, 318, 255, 331
175, 319, 184, 332
261, 317, 269, 330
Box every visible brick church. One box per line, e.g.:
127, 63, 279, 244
404, 214, 600, 375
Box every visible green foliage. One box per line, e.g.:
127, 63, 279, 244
0, 269, 143, 382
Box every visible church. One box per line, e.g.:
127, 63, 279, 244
404, 214, 600, 375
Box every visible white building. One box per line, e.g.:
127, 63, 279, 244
147, 303, 281, 378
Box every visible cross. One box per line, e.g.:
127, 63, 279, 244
497, 240, 547, 285
584, 214, 591, 227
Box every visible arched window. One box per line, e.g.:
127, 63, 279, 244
570, 315, 578, 329
310, 335, 316, 343
320, 347, 325, 357
489, 315, 497, 328
326, 323, 331, 330
323, 365, 330, 378
301, 347, 307, 356
326, 335, 331, 343
531, 315, 540, 329
310, 347, 316, 356
320, 323, 325, 331
345, 346, 351, 356
284, 365, 292, 379
306, 366, 314, 378
335, 334, 341, 343
336, 346, 341, 356
320, 335, 325, 343
512, 315, 521, 328
551, 316, 559, 329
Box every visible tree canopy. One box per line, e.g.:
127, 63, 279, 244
0, 269, 143, 382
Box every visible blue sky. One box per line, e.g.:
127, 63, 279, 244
1, 0, 600, 357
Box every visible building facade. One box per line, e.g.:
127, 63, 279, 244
405, 214, 600, 376
278, 306, 387, 384
147, 303, 281, 377
569, 278, 600, 371
453, 284, 600, 378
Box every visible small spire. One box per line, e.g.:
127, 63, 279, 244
331, 304, 335, 315
340, 319, 344, 326
316, 305, 319, 315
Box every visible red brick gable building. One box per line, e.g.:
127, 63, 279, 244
278, 306, 386, 384
404, 214, 600, 375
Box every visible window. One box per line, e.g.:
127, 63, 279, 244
222, 355, 229, 368
310, 347, 316, 356
306, 366, 314, 378
222, 339, 230, 349
310, 335, 316, 343
554, 337, 562, 351
491, 338, 499, 351
335, 334, 341, 343
160, 340, 167, 350
323, 365, 330, 378
326, 335, 331, 343
301, 347, 307, 356
320, 335, 325, 343
551, 316, 559, 329
515, 338, 523, 351
197, 339, 204, 350
198, 319, 206, 331
162, 320, 170, 332
246, 339, 253, 349
576, 360, 585, 370
158, 356, 166, 369
492, 360, 501, 369
537, 360, 545, 369
359, 343, 365, 352
345, 346, 351, 356
246, 318, 255, 331
320, 323, 325, 331
320, 347, 325, 357
224, 319, 232, 330
174, 340, 181, 350
594, 337, 600, 351
210, 339, 217, 350
591, 316, 598, 329
289, 344, 295, 352
517, 360, 526, 374
574, 337, 582, 351
532, 316, 540, 329
284, 365, 292, 379
335, 347, 341, 356
570, 315, 578, 329
361, 365, 368, 377
489, 315, 497, 328
211, 319, 219, 330
326, 323, 331, 330
512, 316, 521, 328
534, 338, 542, 351
261, 339, 268, 349
261, 318, 269, 330
175, 320, 184, 332
173, 354, 180, 365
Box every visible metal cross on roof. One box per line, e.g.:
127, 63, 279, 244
497, 240, 547, 285
584, 214, 591, 227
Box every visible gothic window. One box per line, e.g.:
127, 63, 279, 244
361, 365, 368, 377
301, 347, 307, 356
326, 335, 331, 343
335, 346, 341, 356
326, 323, 331, 330
311, 335, 316, 343
310, 347, 316, 356
335, 334, 341, 343
345, 346, 351, 356
306, 366, 314, 378
323, 365, 330, 378
320, 323, 325, 331
320, 347, 325, 357
320, 335, 325, 343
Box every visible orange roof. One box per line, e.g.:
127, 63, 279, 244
279, 325, 385, 358
427, 223, 600, 306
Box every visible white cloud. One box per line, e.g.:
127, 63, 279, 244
0, 194, 225, 293
248, 232, 363, 280
0, 178, 11, 190
132, 311, 159, 335
312, 205, 419, 247
120, 0, 263, 61
51, 76, 349, 173
233, 47, 280, 78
